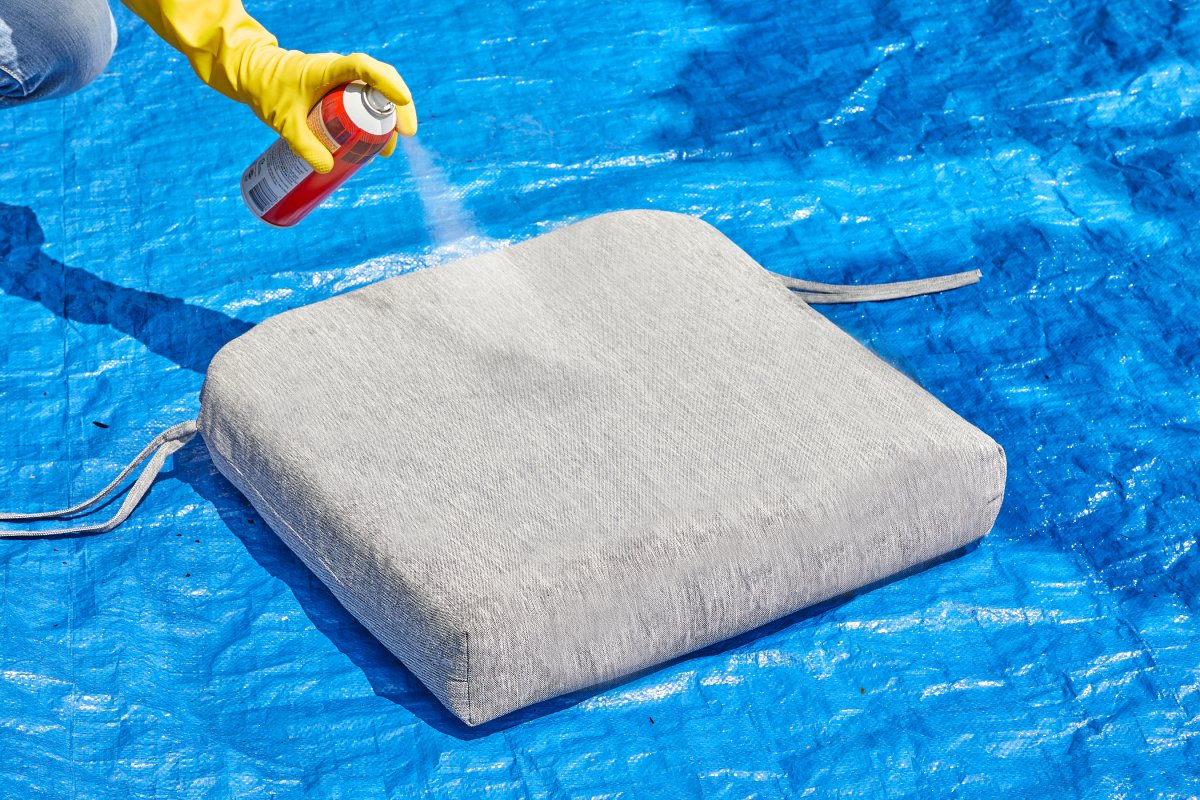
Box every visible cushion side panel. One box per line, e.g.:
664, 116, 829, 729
467, 434, 1006, 724
198, 370, 473, 724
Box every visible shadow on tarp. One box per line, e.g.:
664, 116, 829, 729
2, 201, 983, 740
0, 203, 465, 735
0, 200, 251, 531
0, 202, 253, 374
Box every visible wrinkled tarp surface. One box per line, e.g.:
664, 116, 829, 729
1, 0, 1198, 796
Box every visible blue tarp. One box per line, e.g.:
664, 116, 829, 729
1, 0, 1197, 796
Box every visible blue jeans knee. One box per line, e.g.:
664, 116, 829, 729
0, 0, 116, 105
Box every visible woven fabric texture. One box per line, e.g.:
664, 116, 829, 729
198, 210, 1005, 725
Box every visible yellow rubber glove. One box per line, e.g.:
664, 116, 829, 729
122, 0, 417, 173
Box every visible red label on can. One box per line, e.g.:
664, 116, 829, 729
241, 83, 395, 228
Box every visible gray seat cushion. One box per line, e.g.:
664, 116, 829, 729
198, 210, 1006, 726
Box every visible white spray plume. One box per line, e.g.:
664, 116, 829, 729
402, 136, 499, 259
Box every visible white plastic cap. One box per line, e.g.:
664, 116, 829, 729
344, 81, 397, 135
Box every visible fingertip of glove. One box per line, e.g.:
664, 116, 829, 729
340, 52, 413, 106
396, 105, 419, 138
300, 142, 335, 173
296, 147, 334, 173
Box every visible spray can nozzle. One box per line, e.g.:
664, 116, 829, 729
363, 86, 395, 117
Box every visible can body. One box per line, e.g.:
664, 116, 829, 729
241, 82, 396, 228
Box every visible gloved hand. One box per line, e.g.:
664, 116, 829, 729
122, 0, 417, 173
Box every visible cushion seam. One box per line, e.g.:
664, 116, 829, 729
0, 63, 28, 97
465, 630, 473, 725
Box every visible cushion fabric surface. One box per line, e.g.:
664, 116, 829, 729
198, 209, 1006, 725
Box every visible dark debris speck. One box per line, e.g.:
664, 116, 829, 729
91, 421, 109, 429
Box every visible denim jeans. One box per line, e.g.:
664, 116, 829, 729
0, 0, 115, 106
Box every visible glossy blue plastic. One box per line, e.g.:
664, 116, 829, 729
0, 0, 1196, 796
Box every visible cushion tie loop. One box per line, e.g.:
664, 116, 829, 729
0, 420, 198, 538
774, 269, 982, 304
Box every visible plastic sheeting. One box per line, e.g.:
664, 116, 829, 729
0, 0, 1197, 795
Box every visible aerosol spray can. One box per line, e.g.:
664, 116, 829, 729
241, 81, 396, 228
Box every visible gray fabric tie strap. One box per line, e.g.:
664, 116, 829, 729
0, 267, 980, 540
774, 269, 982, 304
0, 420, 198, 538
